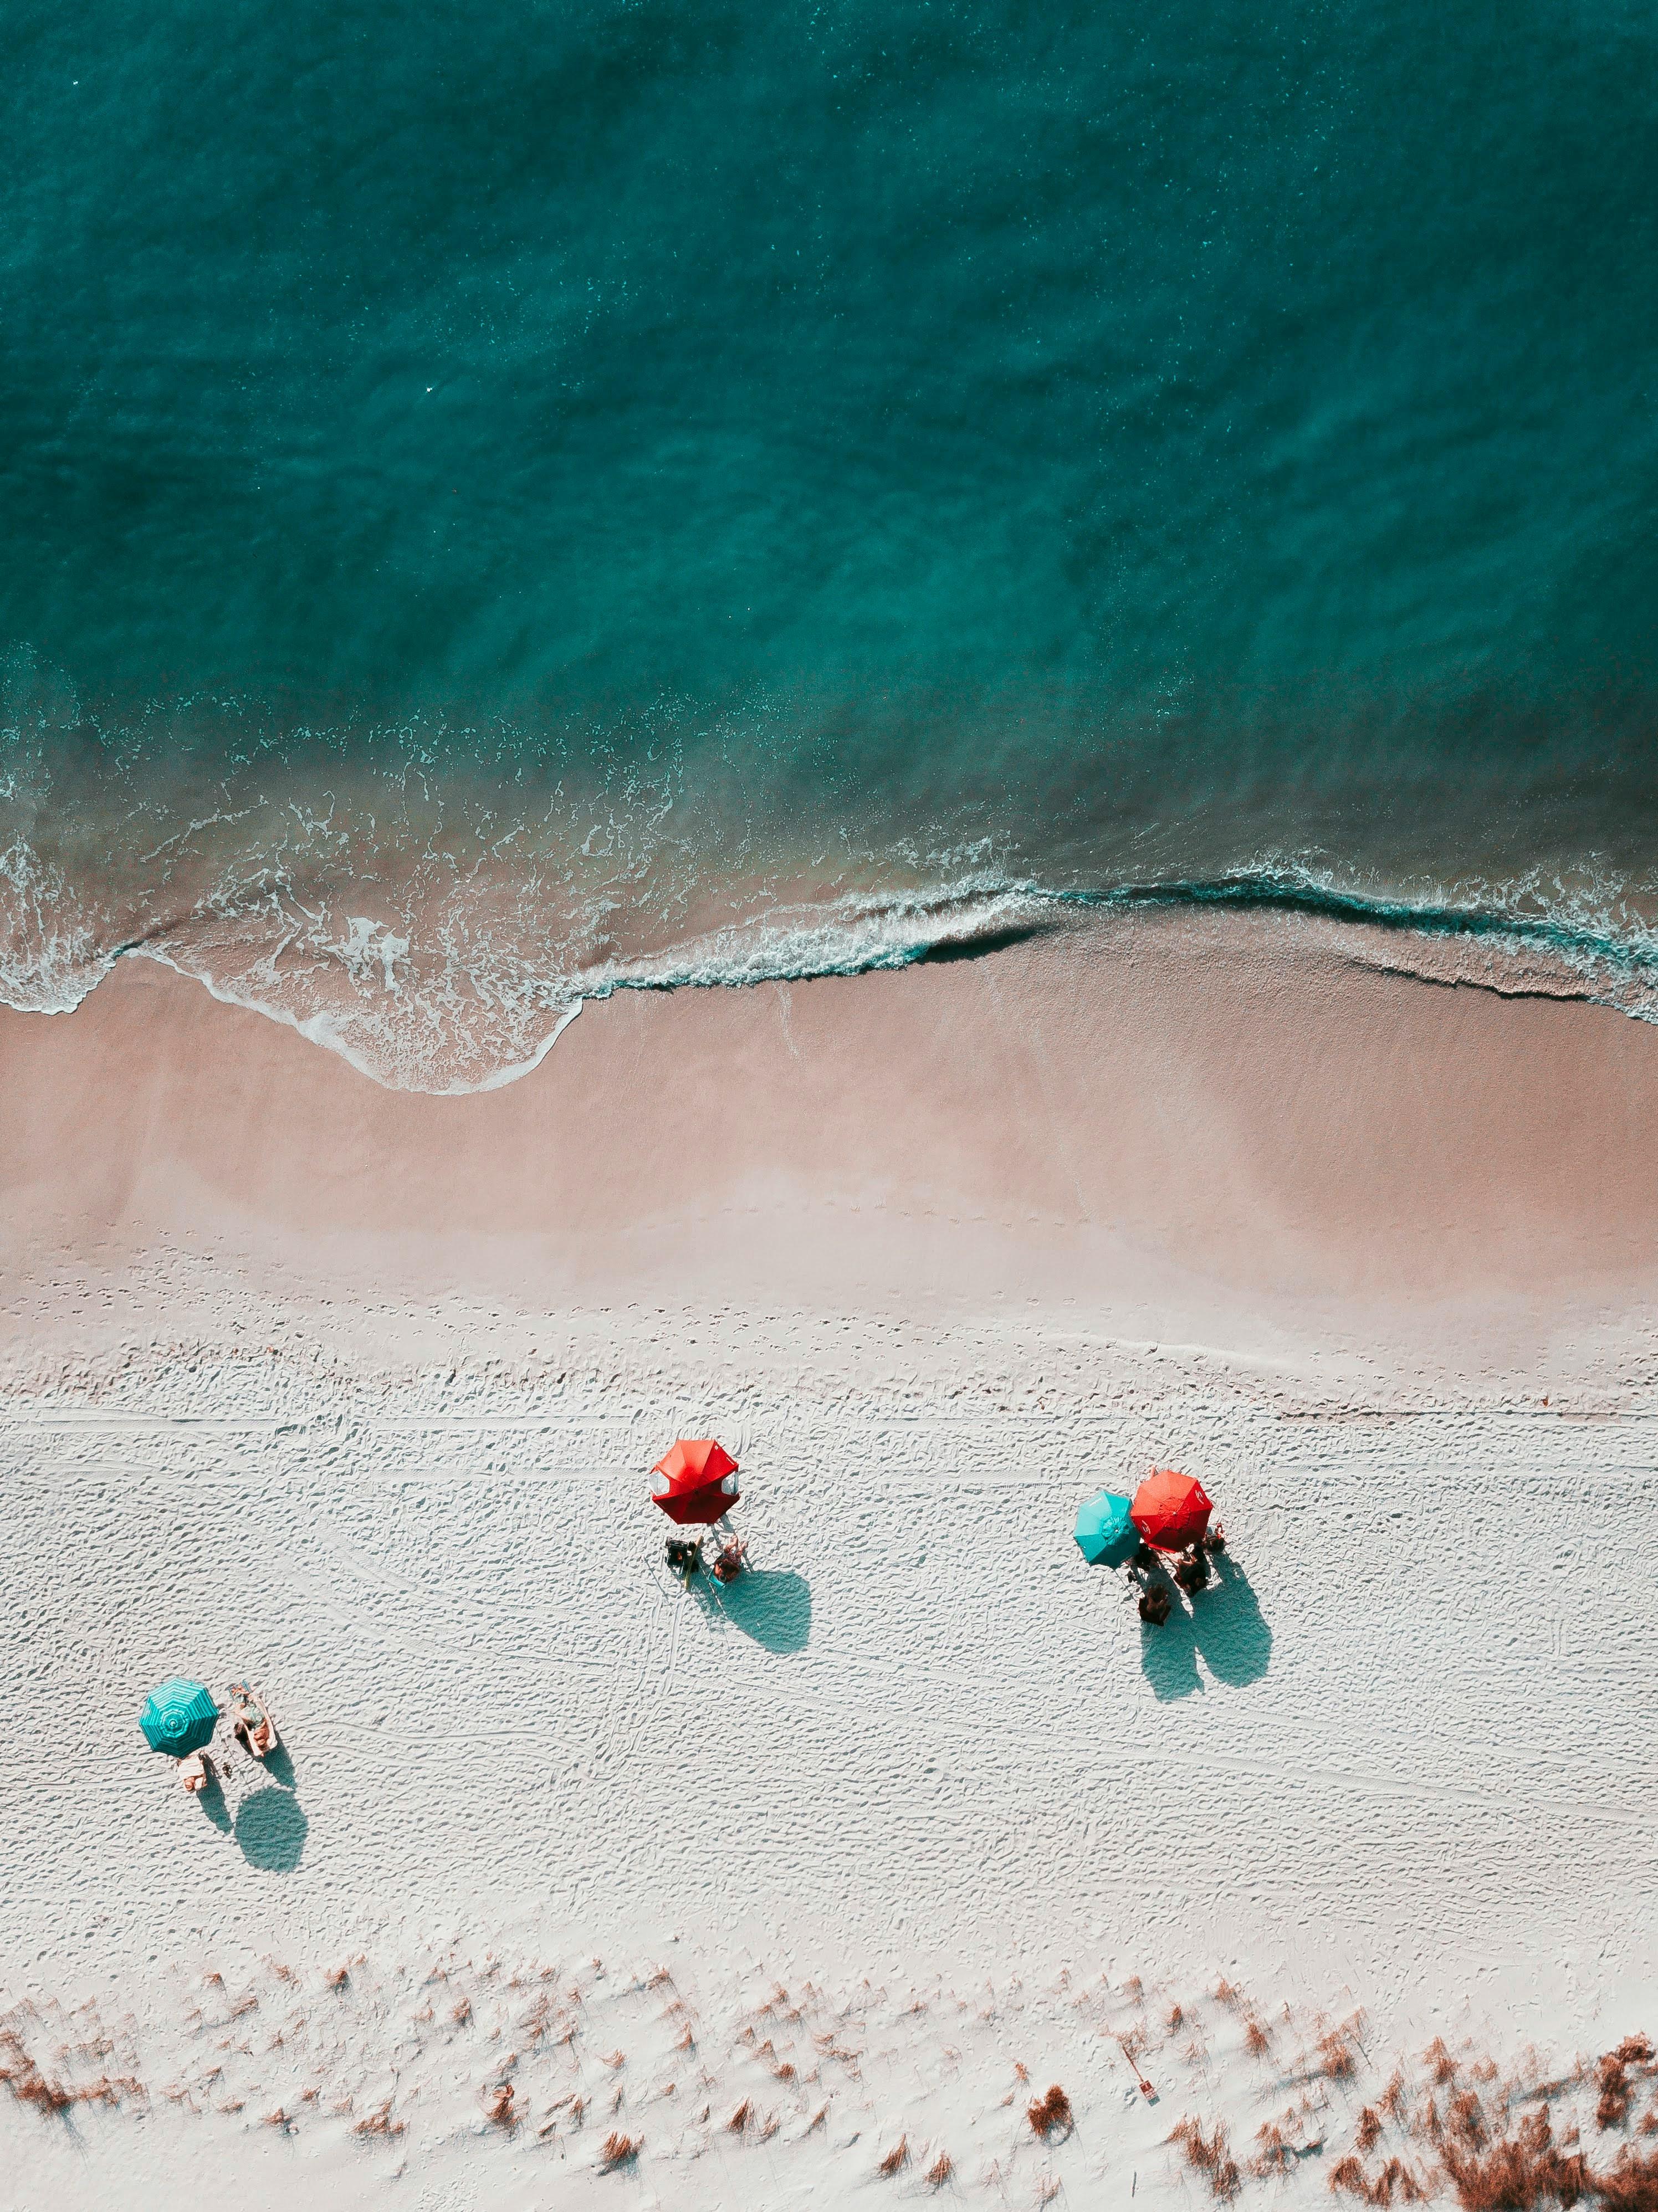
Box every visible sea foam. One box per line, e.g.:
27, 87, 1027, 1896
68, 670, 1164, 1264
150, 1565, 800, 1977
4, 817, 1658, 1094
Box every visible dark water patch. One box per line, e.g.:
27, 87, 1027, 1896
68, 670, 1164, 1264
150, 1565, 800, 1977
6, 0, 1658, 1084
912, 920, 1065, 965
1088, 873, 1658, 974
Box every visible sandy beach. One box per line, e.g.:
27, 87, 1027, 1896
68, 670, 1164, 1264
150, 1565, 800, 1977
4, 909, 1657, 2208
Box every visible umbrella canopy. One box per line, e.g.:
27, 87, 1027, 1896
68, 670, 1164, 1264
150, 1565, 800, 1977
1130, 1469, 1213, 1552
652, 1438, 741, 1526
1074, 1489, 1138, 1567
139, 1679, 219, 1757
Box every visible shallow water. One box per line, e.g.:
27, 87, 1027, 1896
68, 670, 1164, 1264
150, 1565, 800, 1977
4, 0, 1656, 1085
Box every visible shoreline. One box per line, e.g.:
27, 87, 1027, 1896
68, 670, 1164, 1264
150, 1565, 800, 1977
7, 902, 1658, 1378
9, 840, 1658, 1095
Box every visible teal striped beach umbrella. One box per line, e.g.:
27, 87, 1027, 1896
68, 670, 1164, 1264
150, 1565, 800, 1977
139, 1680, 219, 1757
1073, 1490, 1138, 1568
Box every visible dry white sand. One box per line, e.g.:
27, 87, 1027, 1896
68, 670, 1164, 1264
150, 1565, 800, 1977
3, 910, 1657, 2208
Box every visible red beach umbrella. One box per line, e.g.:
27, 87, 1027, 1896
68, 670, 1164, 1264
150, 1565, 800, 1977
651, 1438, 741, 1525
1130, 1468, 1213, 1552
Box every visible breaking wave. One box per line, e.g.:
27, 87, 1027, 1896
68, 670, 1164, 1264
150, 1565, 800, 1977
6, 821, 1658, 1092
6, 649, 1657, 1091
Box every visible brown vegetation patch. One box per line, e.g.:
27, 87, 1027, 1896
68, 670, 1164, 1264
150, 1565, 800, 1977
598, 2131, 638, 2170
1173, 2116, 1242, 2201
877, 2134, 909, 2176
354, 2099, 405, 2138
1255, 2123, 1297, 2176
1440, 2105, 1590, 2209
0, 2034, 71, 2114
1349, 2071, 1658, 2212
1317, 2017, 1367, 2080
1598, 2042, 1656, 2132
1028, 2083, 1074, 2139
0, 2027, 137, 2116
925, 2150, 954, 2186
1329, 2153, 1429, 2203
1595, 2149, 1658, 2211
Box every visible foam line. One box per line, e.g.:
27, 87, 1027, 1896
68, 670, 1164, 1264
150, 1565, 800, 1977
6, 857, 1658, 1094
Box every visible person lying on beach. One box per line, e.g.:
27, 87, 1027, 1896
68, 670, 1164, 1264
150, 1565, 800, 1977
178, 1750, 217, 1793
228, 1683, 278, 1758
712, 1537, 746, 1584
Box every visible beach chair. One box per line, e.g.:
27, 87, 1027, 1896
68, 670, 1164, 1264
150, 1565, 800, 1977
228, 1683, 279, 1758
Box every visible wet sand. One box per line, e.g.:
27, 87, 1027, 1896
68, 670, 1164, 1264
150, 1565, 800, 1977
6, 904, 1658, 1376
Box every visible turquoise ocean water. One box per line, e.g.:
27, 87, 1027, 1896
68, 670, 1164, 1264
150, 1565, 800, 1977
3, 0, 1656, 1085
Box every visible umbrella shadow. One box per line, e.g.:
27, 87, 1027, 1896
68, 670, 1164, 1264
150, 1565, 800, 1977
697, 1569, 812, 1655
195, 1769, 232, 1834
259, 1743, 297, 1789
1195, 1555, 1273, 1684
1140, 1556, 1273, 1701
1140, 1595, 1202, 1701
234, 1785, 309, 1872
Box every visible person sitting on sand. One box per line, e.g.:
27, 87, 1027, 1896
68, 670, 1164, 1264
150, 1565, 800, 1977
1174, 1547, 1210, 1595
665, 1537, 703, 1584
712, 1536, 746, 1584
178, 1750, 217, 1793
1138, 1585, 1172, 1627
228, 1683, 277, 1758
